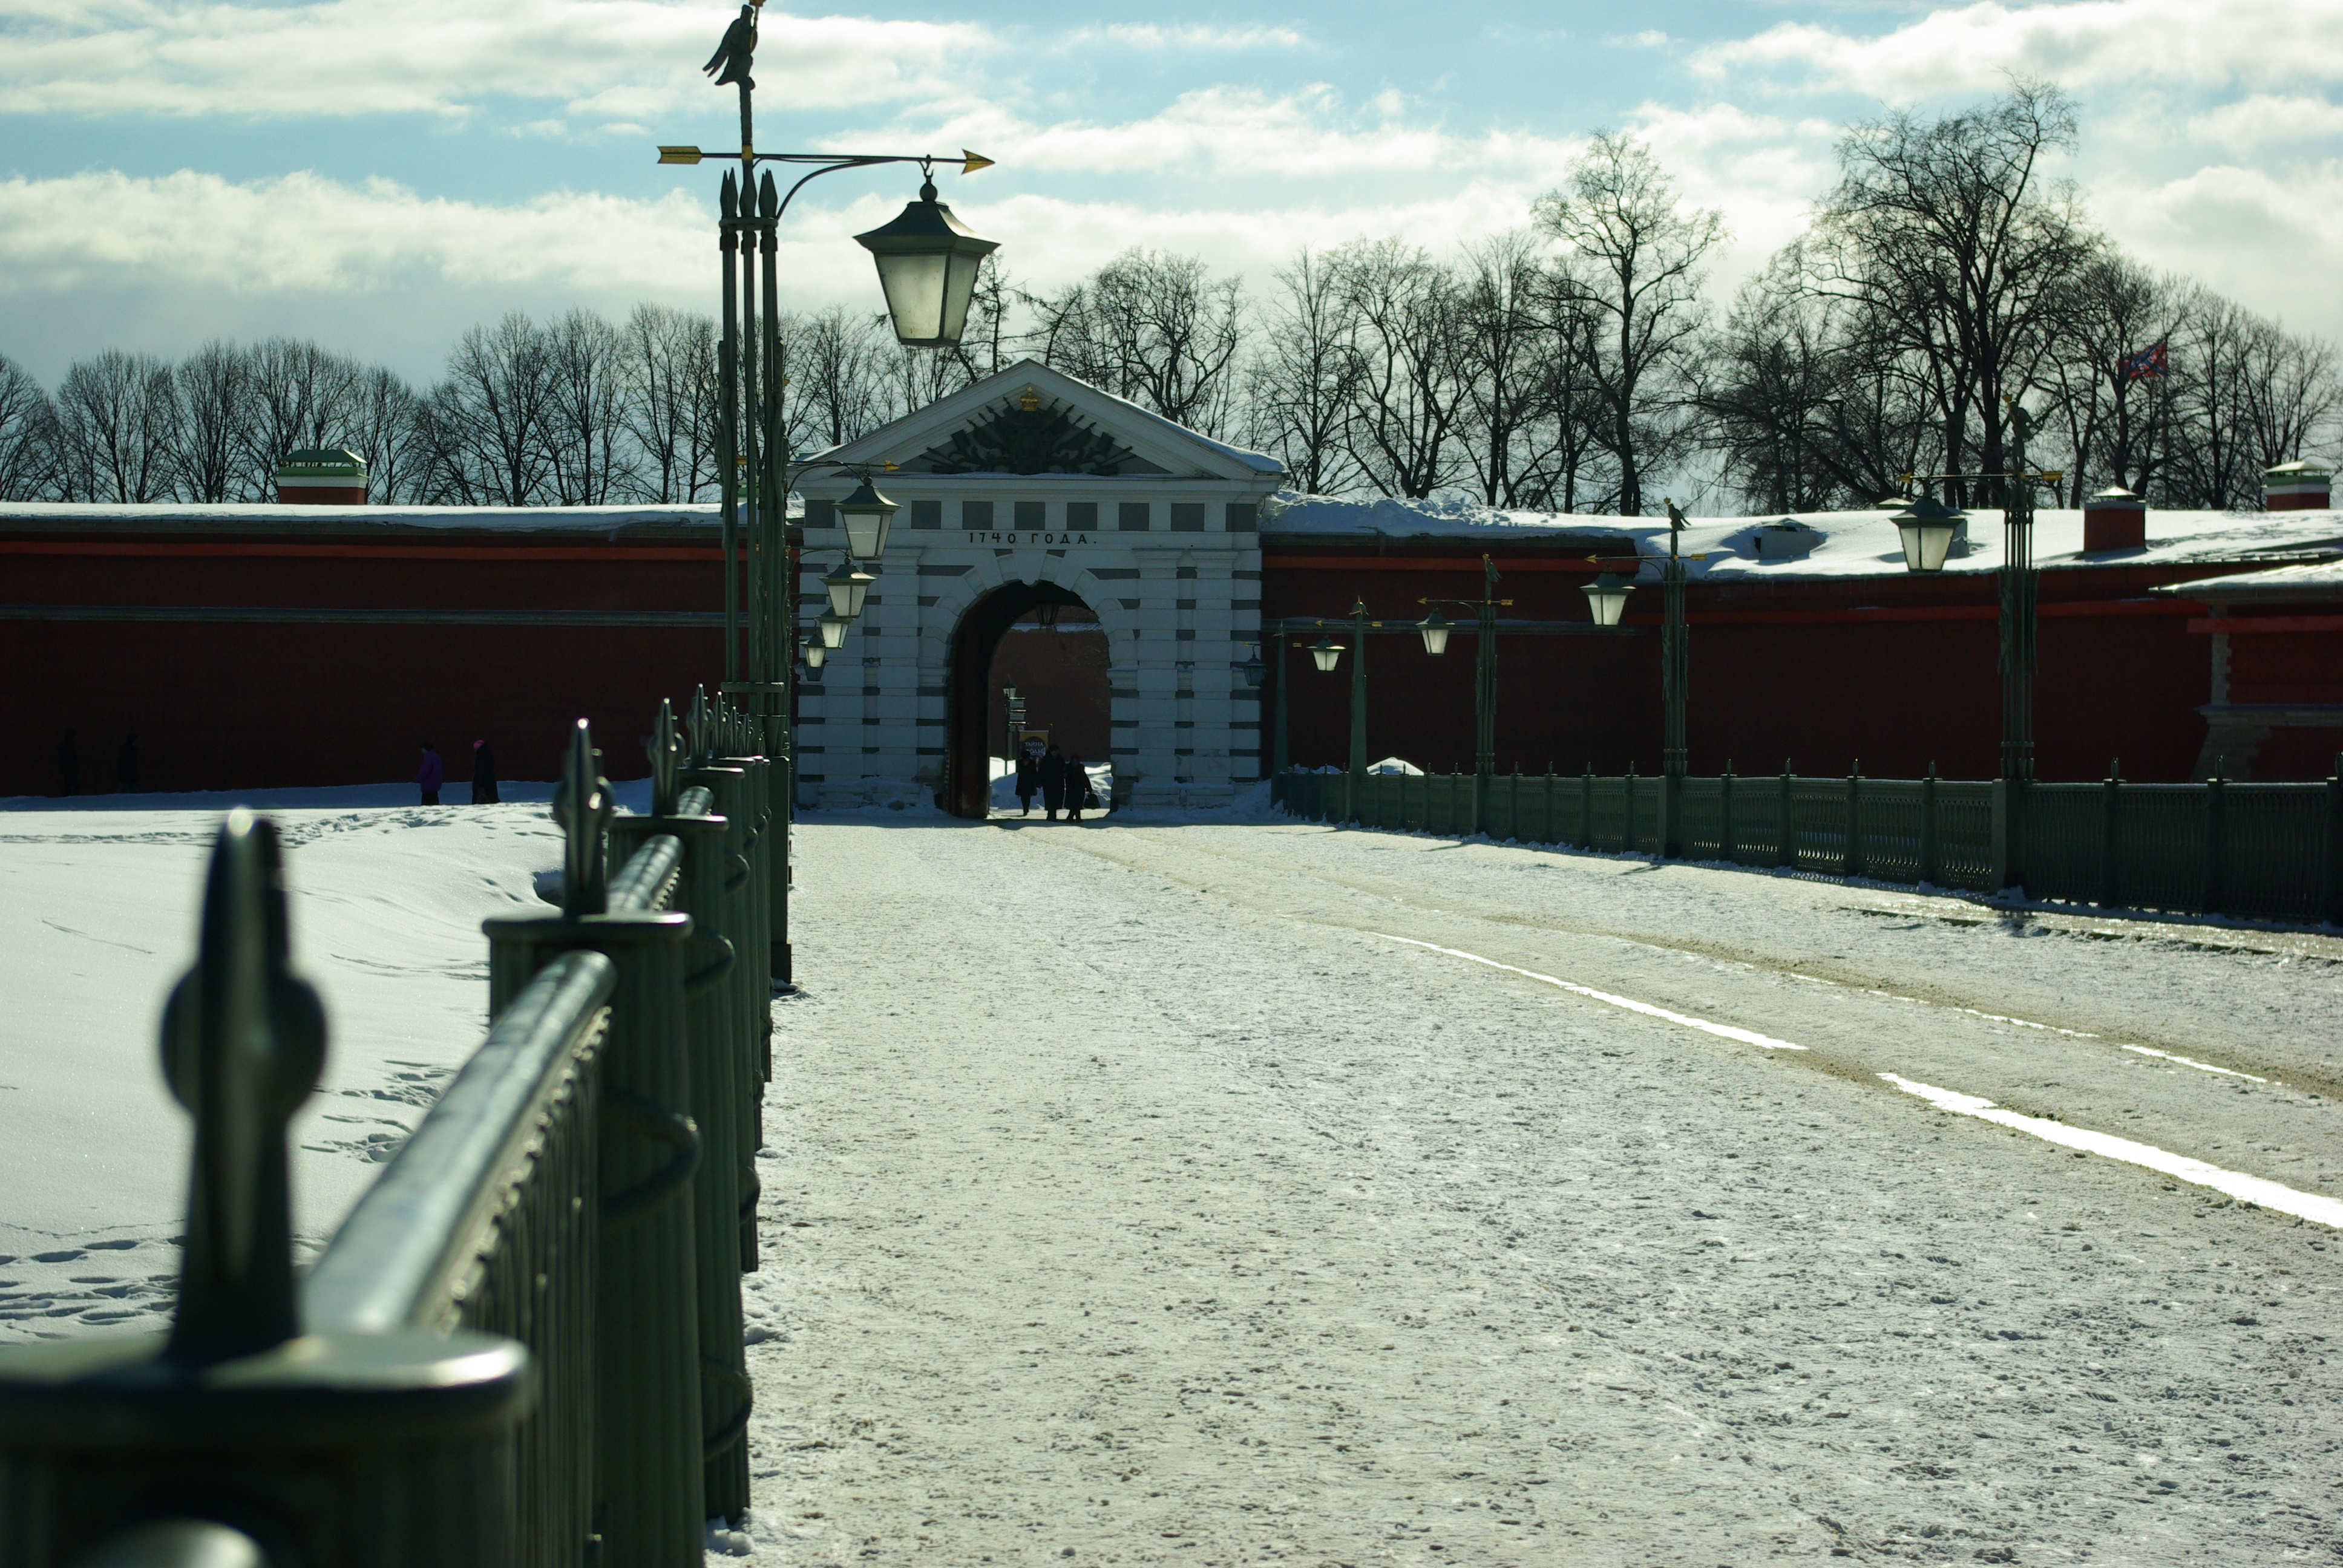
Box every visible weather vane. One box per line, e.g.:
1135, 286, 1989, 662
704, 0, 761, 91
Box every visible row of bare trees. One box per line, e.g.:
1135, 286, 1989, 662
0, 307, 732, 506
1699, 82, 2339, 511
2, 85, 2333, 513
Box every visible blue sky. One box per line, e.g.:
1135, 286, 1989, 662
2, 0, 2338, 387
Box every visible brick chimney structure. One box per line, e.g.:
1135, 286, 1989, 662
275, 449, 367, 505
2263, 460, 2332, 512
2081, 487, 2146, 551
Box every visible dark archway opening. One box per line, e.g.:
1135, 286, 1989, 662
945, 581, 1109, 818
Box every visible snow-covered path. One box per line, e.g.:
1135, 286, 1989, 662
746, 814, 2343, 1566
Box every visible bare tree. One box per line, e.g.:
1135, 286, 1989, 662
0, 351, 58, 501
621, 302, 719, 501
781, 305, 897, 453
52, 350, 179, 501
170, 341, 254, 501
1534, 132, 1725, 515
545, 308, 635, 504
241, 338, 364, 492
1245, 247, 1363, 494
1810, 82, 2096, 506
347, 365, 428, 503
2039, 256, 2179, 503
1455, 231, 1612, 509
428, 313, 558, 505
2160, 290, 2341, 509
1697, 248, 1933, 512
1332, 239, 1470, 498
1024, 249, 1246, 435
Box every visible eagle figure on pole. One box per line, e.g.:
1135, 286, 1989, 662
704, 2, 758, 90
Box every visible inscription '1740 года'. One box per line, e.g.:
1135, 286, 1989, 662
968, 532, 1094, 546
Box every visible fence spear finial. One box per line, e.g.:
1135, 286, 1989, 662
649, 699, 681, 816
160, 809, 326, 1364
690, 685, 711, 766
552, 720, 613, 917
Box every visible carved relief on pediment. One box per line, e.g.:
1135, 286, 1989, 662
908, 386, 1162, 476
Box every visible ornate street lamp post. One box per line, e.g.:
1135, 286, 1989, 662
1346, 601, 1370, 784
1415, 555, 1513, 830
658, 0, 995, 991
1406, 555, 1518, 787
1571, 505, 1694, 851
1893, 403, 2063, 888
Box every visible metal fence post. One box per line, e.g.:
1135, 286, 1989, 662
1624, 760, 1638, 855
1777, 760, 1794, 870
1844, 762, 1862, 878
1921, 763, 1941, 889
1579, 765, 1593, 850
611, 705, 754, 1524
484, 724, 703, 1568
703, 694, 774, 1091
2203, 766, 2226, 916
2327, 756, 2343, 928
2099, 759, 2122, 909
686, 691, 768, 1239
0, 814, 529, 1568
1720, 762, 1735, 864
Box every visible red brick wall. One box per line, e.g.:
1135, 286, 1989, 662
1263, 549, 2235, 784
3, 530, 730, 797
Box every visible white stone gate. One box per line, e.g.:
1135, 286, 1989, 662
794, 360, 1283, 813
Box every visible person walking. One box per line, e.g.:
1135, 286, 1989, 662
470, 739, 499, 804
56, 728, 78, 796
1037, 743, 1070, 821
1013, 746, 1040, 817
116, 733, 139, 793
1066, 751, 1095, 822
416, 741, 444, 806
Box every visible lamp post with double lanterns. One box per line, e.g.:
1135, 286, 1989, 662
1412, 554, 1513, 820
1887, 403, 2063, 887
1576, 503, 1697, 851
658, 0, 994, 989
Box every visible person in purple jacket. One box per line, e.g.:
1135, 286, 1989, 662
416, 741, 444, 806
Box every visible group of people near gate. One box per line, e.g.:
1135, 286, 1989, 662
1011, 740, 1101, 822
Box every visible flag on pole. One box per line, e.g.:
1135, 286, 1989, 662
2119, 341, 2168, 381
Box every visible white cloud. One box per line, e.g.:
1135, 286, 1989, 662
2094, 158, 2343, 339
0, 169, 707, 294
0, 0, 991, 120
914, 86, 1584, 181
1076, 22, 1309, 51
1696, 0, 2343, 96
2186, 94, 2343, 154
0, 162, 1565, 384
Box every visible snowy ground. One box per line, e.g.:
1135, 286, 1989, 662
0, 783, 621, 1339
8, 794, 2342, 1562
742, 810, 2343, 1566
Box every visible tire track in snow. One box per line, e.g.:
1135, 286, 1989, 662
1380, 927, 2343, 1230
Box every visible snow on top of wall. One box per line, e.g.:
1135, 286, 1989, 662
0, 501, 724, 531
1261, 492, 2343, 580
2169, 555, 2343, 597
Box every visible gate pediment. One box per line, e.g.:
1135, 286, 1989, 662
811, 359, 1280, 483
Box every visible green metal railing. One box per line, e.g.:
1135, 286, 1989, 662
0, 694, 785, 1567
1274, 760, 2343, 927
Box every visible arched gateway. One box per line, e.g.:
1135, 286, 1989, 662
795, 361, 1283, 816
